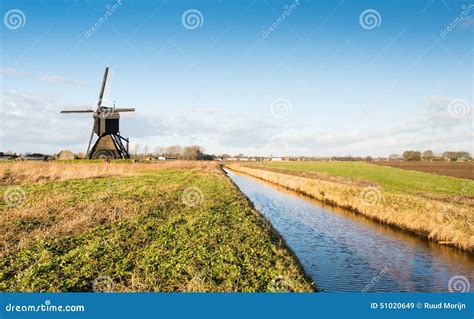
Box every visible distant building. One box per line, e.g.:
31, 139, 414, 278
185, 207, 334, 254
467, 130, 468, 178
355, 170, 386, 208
24, 155, 46, 161
388, 154, 401, 161
271, 157, 283, 161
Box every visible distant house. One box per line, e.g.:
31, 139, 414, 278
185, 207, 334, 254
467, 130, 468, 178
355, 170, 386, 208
158, 156, 177, 161
24, 155, 46, 161
271, 157, 283, 161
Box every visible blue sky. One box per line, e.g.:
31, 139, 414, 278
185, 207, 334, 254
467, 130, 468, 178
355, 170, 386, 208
1, 0, 472, 156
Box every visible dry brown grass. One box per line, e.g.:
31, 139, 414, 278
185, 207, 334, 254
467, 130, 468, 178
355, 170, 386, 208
0, 193, 149, 256
227, 164, 474, 252
0, 160, 219, 257
0, 160, 218, 185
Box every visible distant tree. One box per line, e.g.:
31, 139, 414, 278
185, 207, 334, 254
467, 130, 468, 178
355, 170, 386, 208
422, 150, 434, 161
403, 150, 421, 161
143, 145, 149, 156
165, 145, 182, 157
365, 156, 373, 162
443, 151, 471, 162
182, 145, 204, 160
154, 147, 164, 156
131, 144, 140, 158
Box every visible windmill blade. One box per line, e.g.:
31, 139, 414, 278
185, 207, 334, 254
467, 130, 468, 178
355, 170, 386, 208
86, 121, 96, 157
113, 108, 135, 112
97, 67, 109, 109
60, 109, 94, 114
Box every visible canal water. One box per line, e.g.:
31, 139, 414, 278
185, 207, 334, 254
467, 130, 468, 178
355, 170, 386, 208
225, 169, 474, 292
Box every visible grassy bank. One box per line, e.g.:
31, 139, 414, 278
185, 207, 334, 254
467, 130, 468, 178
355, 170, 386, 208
226, 163, 474, 252
0, 161, 314, 292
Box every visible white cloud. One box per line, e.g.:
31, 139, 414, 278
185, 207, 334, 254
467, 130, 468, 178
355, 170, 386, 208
0, 90, 91, 152
0, 67, 29, 77
38, 75, 87, 86
0, 67, 87, 86
1, 90, 472, 156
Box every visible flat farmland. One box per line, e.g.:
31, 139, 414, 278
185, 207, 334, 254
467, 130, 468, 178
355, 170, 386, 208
247, 161, 473, 196
371, 161, 474, 180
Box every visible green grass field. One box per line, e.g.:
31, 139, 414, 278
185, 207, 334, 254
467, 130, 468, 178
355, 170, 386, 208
0, 162, 313, 292
250, 161, 473, 197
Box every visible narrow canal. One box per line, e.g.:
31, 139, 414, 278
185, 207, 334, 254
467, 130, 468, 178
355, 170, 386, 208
225, 169, 474, 292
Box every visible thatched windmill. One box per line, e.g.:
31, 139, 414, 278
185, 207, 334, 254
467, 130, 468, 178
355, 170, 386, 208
60, 67, 135, 159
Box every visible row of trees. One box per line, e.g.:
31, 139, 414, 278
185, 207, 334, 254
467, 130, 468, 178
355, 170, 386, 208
391, 150, 472, 162
130, 145, 213, 160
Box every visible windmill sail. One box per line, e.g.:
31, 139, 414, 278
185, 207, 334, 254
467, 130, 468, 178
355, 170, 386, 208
60, 109, 94, 113
97, 67, 109, 109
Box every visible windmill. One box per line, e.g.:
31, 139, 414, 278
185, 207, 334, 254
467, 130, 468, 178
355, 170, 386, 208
60, 67, 135, 159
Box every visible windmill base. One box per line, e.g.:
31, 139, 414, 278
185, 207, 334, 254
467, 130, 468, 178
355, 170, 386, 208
87, 134, 130, 159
